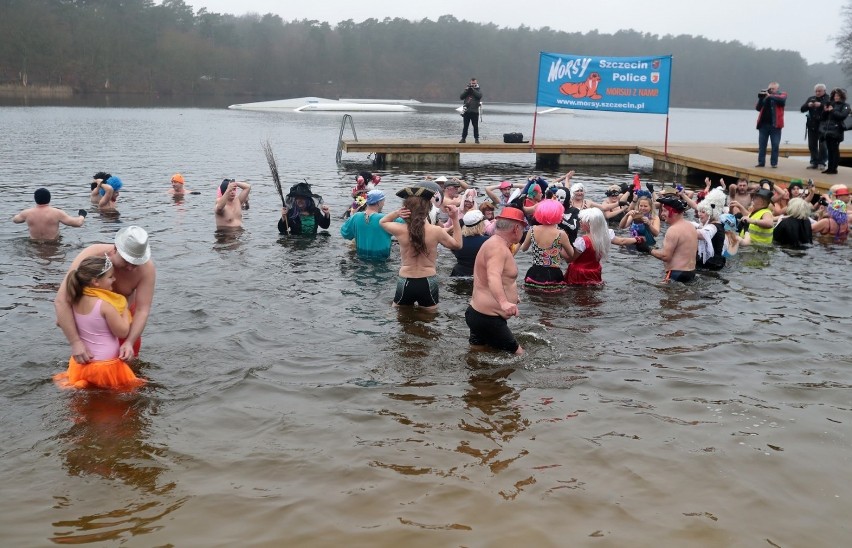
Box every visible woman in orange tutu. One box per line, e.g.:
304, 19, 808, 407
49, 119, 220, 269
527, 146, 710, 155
54, 255, 145, 390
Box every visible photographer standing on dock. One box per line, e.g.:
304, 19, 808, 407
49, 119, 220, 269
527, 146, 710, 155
755, 82, 787, 168
459, 77, 482, 144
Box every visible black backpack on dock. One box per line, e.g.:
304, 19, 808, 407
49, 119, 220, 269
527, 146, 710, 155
503, 132, 528, 143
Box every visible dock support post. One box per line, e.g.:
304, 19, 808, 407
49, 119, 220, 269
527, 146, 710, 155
536, 153, 630, 168
652, 158, 690, 177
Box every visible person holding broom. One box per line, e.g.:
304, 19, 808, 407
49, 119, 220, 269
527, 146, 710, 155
278, 182, 331, 235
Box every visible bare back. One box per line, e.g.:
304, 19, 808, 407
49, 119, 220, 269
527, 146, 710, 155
14, 206, 80, 240
662, 219, 698, 271
395, 223, 454, 278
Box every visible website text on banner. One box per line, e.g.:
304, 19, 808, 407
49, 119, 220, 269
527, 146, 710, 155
537, 53, 673, 115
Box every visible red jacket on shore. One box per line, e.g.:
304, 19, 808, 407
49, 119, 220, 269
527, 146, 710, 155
755, 91, 787, 129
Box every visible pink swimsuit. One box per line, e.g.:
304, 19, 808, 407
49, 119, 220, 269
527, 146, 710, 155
73, 299, 119, 361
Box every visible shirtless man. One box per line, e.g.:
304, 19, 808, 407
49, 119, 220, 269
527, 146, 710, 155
13, 188, 86, 240
215, 178, 251, 228
55, 226, 155, 362
728, 178, 752, 212
465, 206, 526, 354
650, 196, 698, 282
379, 186, 462, 311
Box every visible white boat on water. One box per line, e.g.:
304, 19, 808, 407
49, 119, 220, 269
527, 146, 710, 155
228, 97, 416, 113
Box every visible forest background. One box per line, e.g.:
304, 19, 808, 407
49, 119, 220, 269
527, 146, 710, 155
1, 0, 850, 108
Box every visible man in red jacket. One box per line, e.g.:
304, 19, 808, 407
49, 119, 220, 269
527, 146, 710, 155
755, 81, 787, 168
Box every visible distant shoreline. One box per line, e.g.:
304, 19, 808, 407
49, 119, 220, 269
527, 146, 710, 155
0, 84, 74, 98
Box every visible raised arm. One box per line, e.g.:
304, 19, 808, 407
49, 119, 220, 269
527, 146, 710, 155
380, 208, 408, 237
438, 204, 463, 250
97, 184, 115, 208
237, 181, 251, 204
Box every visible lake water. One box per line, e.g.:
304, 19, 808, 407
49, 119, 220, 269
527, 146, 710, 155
1, 103, 850, 546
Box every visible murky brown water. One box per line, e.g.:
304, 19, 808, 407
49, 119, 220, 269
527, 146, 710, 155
1, 105, 850, 546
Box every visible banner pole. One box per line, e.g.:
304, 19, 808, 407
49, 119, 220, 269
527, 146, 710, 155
531, 110, 539, 148
531, 52, 544, 148
664, 55, 673, 158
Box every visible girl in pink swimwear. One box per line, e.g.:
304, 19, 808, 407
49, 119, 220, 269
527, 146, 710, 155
54, 255, 144, 390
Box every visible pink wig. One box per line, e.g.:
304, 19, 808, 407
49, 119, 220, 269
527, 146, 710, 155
534, 199, 564, 225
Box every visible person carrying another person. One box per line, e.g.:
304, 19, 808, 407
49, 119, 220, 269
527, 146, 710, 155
650, 195, 698, 283
819, 87, 851, 175
13, 187, 86, 240
55, 226, 155, 363
734, 188, 775, 246
755, 81, 787, 168
215, 178, 251, 229
340, 189, 395, 261
278, 182, 331, 235
465, 206, 527, 355
519, 199, 574, 292
459, 77, 482, 144
450, 209, 491, 277
53, 255, 145, 390
801, 83, 829, 170
380, 185, 462, 311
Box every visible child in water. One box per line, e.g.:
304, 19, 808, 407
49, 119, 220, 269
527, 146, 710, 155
53, 255, 145, 390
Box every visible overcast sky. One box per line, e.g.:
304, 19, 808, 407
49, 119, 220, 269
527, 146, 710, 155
187, 0, 843, 65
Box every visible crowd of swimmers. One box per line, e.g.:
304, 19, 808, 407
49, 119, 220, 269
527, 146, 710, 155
11, 168, 852, 375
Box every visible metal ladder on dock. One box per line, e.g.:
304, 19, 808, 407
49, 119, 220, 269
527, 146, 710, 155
335, 114, 357, 164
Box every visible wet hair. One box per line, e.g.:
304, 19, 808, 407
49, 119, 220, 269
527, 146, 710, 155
65, 256, 111, 303
403, 196, 431, 256
579, 208, 610, 262
34, 188, 51, 205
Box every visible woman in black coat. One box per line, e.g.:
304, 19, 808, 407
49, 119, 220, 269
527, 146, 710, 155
820, 88, 851, 175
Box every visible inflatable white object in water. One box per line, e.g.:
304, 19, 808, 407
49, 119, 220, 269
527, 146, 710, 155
228, 97, 415, 112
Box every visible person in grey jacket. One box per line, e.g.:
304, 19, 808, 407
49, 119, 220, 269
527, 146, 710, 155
459, 77, 482, 144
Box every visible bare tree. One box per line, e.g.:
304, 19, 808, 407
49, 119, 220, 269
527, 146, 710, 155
840, 2, 852, 82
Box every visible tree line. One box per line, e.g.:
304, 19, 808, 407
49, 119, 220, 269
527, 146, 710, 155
0, 0, 848, 108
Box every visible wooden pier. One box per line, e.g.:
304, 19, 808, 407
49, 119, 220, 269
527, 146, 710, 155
339, 138, 850, 190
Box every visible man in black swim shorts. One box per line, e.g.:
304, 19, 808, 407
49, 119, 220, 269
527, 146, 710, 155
466, 206, 527, 354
